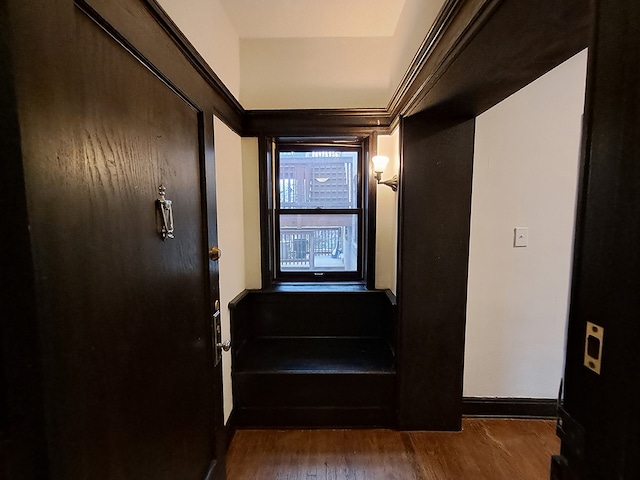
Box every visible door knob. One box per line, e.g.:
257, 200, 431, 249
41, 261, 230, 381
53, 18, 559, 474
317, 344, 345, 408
209, 246, 221, 261
216, 338, 232, 352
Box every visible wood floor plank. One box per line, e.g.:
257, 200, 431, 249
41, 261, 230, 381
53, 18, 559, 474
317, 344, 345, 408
226, 418, 559, 480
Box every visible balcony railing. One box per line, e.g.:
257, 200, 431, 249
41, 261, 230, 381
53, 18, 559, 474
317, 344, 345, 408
280, 228, 348, 270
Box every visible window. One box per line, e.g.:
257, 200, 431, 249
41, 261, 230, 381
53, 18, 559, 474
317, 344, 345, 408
272, 142, 366, 282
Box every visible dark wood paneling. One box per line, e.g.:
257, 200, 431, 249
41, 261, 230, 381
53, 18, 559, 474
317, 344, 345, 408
388, 0, 494, 117
397, 114, 475, 430
243, 109, 391, 138
258, 136, 274, 288
234, 338, 395, 373
231, 290, 394, 340
235, 406, 395, 429
404, 0, 592, 117
365, 134, 378, 290
559, 1, 640, 479
235, 373, 395, 409
463, 398, 557, 419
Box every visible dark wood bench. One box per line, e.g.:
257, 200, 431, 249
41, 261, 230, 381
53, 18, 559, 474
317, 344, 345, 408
229, 289, 397, 427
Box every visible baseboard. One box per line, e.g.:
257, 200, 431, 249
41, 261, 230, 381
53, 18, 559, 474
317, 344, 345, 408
224, 409, 237, 450
550, 455, 582, 480
462, 397, 557, 419
235, 406, 396, 428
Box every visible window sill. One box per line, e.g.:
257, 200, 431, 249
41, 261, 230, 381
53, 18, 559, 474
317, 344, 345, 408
267, 282, 370, 293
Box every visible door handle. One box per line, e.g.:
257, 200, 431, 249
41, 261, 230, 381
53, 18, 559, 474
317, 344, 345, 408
213, 311, 231, 351
209, 246, 221, 261
213, 309, 221, 366
212, 309, 231, 367
216, 338, 232, 352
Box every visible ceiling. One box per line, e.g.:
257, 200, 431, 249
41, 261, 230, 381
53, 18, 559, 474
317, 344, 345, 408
218, 0, 446, 110
218, 0, 407, 38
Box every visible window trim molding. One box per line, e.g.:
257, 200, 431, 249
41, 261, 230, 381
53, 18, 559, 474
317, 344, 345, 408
259, 135, 377, 288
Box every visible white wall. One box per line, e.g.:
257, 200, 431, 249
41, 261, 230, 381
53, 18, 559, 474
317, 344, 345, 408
240, 37, 393, 109
242, 138, 262, 289
388, 0, 444, 92
213, 118, 245, 421
375, 129, 400, 293
157, 0, 240, 98
235, 0, 445, 110
464, 50, 588, 398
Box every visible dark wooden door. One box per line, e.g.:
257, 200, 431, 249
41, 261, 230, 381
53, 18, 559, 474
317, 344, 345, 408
554, 1, 640, 479
4, 1, 225, 479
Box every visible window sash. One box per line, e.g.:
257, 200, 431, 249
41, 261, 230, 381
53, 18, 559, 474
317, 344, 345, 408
274, 144, 364, 281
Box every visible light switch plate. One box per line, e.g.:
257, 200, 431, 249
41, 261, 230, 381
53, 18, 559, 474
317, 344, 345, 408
514, 227, 528, 247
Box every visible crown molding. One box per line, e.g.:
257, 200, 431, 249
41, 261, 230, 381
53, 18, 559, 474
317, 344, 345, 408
387, 0, 498, 119
144, 0, 245, 134
242, 108, 393, 137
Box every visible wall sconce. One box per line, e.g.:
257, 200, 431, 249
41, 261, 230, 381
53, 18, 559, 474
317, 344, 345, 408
372, 155, 398, 192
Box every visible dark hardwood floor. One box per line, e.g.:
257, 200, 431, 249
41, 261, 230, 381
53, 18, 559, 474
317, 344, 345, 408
227, 418, 559, 480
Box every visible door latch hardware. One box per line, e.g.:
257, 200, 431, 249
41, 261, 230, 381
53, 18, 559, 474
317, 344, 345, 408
584, 321, 603, 374
209, 246, 221, 261
212, 309, 231, 352
216, 338, 232, 352
212, 309, 221, 366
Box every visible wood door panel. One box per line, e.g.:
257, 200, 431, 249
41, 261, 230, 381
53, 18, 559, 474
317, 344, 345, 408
76, 0, 242, 134
16, 6, 216, 480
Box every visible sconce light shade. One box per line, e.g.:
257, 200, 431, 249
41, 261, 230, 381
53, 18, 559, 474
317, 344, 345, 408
372, 155, 389, 173
371, 155, 398, 192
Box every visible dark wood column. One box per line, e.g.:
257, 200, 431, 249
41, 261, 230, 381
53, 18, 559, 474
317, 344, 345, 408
396, 113, 475, 430
555, 1, 640, 479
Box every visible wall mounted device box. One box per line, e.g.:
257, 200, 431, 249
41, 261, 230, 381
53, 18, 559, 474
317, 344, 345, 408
514, 227, 528, 247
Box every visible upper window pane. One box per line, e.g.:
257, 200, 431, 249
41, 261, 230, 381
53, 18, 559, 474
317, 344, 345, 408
278, 150, 358, 209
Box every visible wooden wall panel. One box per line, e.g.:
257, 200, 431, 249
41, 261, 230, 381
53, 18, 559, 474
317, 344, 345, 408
402, 0, 591, 118
397, 113, 475, 430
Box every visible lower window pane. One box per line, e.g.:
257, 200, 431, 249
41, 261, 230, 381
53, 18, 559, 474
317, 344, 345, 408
279, 214, 358, 272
